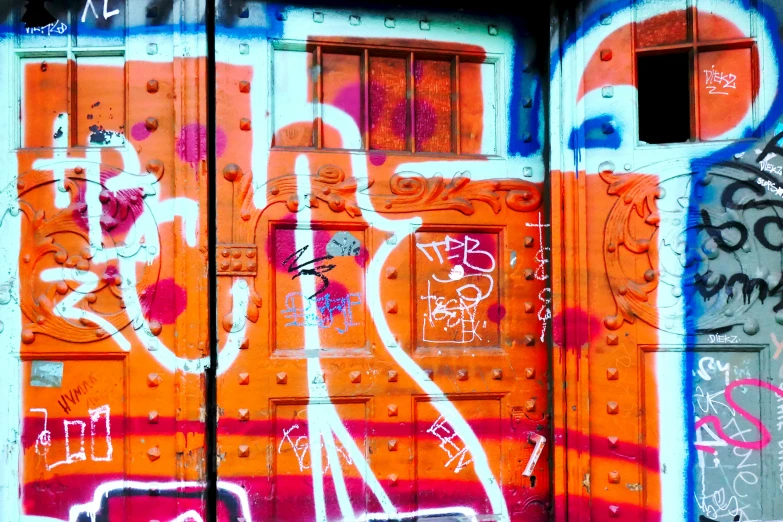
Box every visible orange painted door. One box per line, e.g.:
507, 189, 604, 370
214, 8, 552, 521
7, 1, 211, 521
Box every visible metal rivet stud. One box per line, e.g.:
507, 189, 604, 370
238, 372, 250, 385
239, 7, 249, 18
147, 373, 162, 388
350, 371, 361, 383
313, 12, 324, 22
609, 505, 620, 517
608, 471, 620, 483
149, 321, 162, 336
146, 43, 158, 55
525, 368, 535, 379
524, 269, 534, 280
524, 236, 534, 247
384, 17, 395, 28
457, 369, 468, 381
525, 399, 536, 412
606, 334, 619, 345
608, 436, 619, 448
239, 43, 249, 54
238, 445, 250, 457
240, 118, 252, 131
387, 404, 398, 417
602, 86, 614, 98
524, 335, 535, 346
386, 267, 397, 279
239, 81, 251, 93
387, 371, 398, 382
524, 302, 534, 313
600, 49, 612, 61
148, 447, 160, 461
488, 25, 498, 35
606, 368, 619, 380
388, 440, 398, 451
349, 15, 360, 25
148, 411, 159, 424
491, 369, 502, 380
276, 372, 288, 384
420, 20, 430, 30
239, 409, 250, 421
607, 402, 619, 414
223, 163, 242, 181
522, 167, 533, 177
388, 474, 398, 486
145, 118, 159, 131
385, 301, 398, 314
147, 79, 159, 93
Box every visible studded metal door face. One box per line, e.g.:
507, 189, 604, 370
215, 6, 551, 522
2, 1, 211, 521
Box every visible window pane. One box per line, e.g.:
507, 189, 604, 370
459, 62, 496, 155
18, 0, 70, 48
273, 50, 314, 147
414, 59, 452, 153
637, 52, 691, 144
21, 57, 69, 148
698, 48, 753, 141
75, 56, 126, 147
696, 0, 751, 42
74, 0, 125, 47
635, 0, 689, 48
322, 53, 362, 150
369, 56, 408, 151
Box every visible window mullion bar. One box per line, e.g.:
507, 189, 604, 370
691, 46, 700, 141
409, 51, 415, 153
363, 49, 369, 151
453, 55, 460, 155
315, 45, 323, 150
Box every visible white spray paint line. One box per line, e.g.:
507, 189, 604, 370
67, 480, 252, 522
292, 155, 394, 520
353, 507, 479, 522
264, 104, 507, 517
654, 171, 692, 522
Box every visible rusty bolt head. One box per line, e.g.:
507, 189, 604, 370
276, 372, 288, 384
457, 369, 468, 381
385, 301, 398, 314
239, 80, 251, 93
607, 402, 619, 414
148, 411, 159, 424
524, 302, 534, 313
608, 436, 619, 448
608, 471, 620, 483
524, 335, 535, 346
240, 118, 252, 131
387, 370, 398, 382
238, 372, 250, 385
147, 446, 161, 461
608, 505, 620, 517
606, 334, 619, 345
525, 368, 536, 379
424, 369, 434, 380
145, 117, 159, 131
387, 404, 398, 417
149, 320, 162, 336
386, 267, 398, 279
146, 79, 159, 93
238, 445, 250, 457
606, 367, 619, 380
223, 163, 243, 181
219, 260, 230, 271
388, 439, 398, 451
21, 329, 35, 344
231, 260, 243, 271
491, 369, 502, 380
147, 373, 162, 388
74, 166, 84, 174
525, 399, 536, 412
388, 474, 398, 486
238, 409, 250, 421
239, 338, 249, 350
600, 49, 613, 61
350, 371, 362, 383
524, 236, 534, 247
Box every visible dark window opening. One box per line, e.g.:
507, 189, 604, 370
637, 52, 691, 144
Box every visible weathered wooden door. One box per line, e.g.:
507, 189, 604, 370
214, 5, 552, 521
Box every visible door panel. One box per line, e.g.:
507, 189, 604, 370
215, 7, 550, 520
